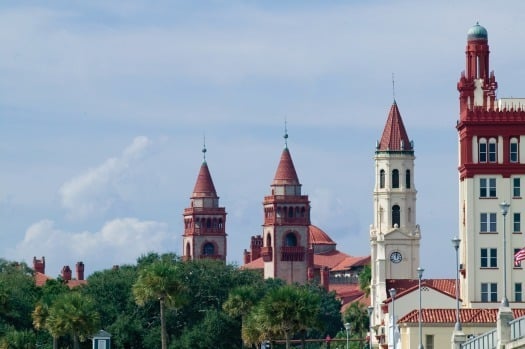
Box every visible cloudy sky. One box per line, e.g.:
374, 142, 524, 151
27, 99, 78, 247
2, 1, 525, 279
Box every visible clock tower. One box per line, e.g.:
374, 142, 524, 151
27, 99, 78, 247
370, 101, 422, 326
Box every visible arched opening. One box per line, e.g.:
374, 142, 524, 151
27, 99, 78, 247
479, 138, 487, 163
510, 137, 519, 163
185, 242, 191, 257
203, 242, 215, 256
405, 169, 411, 189
285, 232, 297, 247
392, 205, 400, 227
392, 169, 399, 188
380, 169, 385, 189
266, 234, 272, 247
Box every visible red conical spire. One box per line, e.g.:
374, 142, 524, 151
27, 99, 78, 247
192, 161, 217, 198
377, 101, 412, 152
272, 147, 300, 186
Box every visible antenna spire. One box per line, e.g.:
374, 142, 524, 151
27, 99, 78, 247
392, 73, 396, 101
202, 134, 207, 162
284, 119, 289, 148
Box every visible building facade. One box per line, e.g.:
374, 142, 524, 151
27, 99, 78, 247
457, 23, 525, 308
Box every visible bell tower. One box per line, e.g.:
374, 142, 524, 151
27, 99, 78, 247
370, 101, 421, 325
261, 131, 312, 284
182, 145, 227, 261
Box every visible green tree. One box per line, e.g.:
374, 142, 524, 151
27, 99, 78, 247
358, 265, 371, 297
0, 328, 36, 349
255, 284, 321, 349
45, 291, 100, 349
132, 259, 188, 349
343, 302, 369, 342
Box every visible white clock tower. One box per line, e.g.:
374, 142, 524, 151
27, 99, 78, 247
370, 101, 422, 327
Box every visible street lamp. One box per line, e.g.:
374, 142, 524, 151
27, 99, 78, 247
500, 201, 511, 307
452, 237, 461, 331
344, 322, 351, 349
417, 267, 424, 349
367, 306, 373, 349
389, 288, 397, 349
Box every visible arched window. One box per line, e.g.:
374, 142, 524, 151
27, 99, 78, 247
392, 169, 399, 189
488, 138, 497, 163
218, 219, 223, 229
285, 233, 297, 247
392, 205, 400, 228
479, 138, 487, 163
380, 169, 385, 189
186, 242, 191, 257
276, 207, 282, 218
203, 242, 215, 256
405, 169, 411, 189
301, 207, 306, 217
206, 218, 211, 229
266, 234, 272, 247
510, 137, 519, 163
288, 207, 294, 218
295, 207, 300, 217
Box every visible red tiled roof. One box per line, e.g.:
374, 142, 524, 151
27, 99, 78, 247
66, 280, 88, 289
242, 257, 264, 270
378, 102, 412, 152
398, 308, 525, 324
309, 225, 336, 245
34, 272, 52, 287
385, 278, 457, 302
331, 255, 371, 271
192, 161, 217, 198
272, 148, 300, 186
314, 250, 350, 269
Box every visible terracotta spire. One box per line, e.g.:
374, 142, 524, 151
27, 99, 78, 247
192, 144, 217, 198
377, 101, 412, 152
272, 147, 300, 186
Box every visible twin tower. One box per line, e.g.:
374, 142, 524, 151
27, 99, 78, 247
181, 103, 422, 289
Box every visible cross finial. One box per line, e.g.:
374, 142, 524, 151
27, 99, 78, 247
284, 119, 289, 148
202, 134, 207, 162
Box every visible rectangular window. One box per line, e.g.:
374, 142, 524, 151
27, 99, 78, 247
516, 283, 523, 302
479, 143, 487, 163
489, 142, 497, 162
481, 248, 497, 268
514, 178, 521, 197
514, 213, 521, 233
515, 248, 523, 267
480, 178, 497, 198
481, 283, 498, 302
425, 335, 434, 349
480, 213, 497, 232
511, 142, 519, 163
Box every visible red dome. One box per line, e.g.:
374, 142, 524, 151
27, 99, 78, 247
309, 225, 335, 245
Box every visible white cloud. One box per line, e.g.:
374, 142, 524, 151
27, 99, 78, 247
59, 136, 151, 220
12, 218, 176, 276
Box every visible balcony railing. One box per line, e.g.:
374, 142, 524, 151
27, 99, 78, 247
280, 246, 305, 262
511, 315, 525, 341
460, 328, 496, 349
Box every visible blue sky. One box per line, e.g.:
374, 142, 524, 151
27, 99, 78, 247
2, 1, 525, 278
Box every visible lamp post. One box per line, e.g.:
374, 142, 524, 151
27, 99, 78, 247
389, 288, 397, 349
417, 267, 424, 349
452, 237, 461, 331
344, 322, 351, 349
500, 201, 510, 307
367, 306, 373, 349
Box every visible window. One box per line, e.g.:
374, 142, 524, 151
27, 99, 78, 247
516, 283, 523, 302
392, 169, 399, 188
480, 248, 497, 268
515, 248, 522, 267
285, 232, 297, 247
392, 205, 400, 228
203, 242, 215, 256
511, 138, 519, 163
480, 213, 497, 232
380, 170, 385, 189
480, 178, 496, 198
406, 170, 411, 189
479, 139, 487, 163
514, 178, 521, 197
514, 213, 521, 233
425, 335, 434, 349
488, 139, 497, 162
481, 283, 498, 302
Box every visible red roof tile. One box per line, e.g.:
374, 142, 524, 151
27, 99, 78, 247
309, 225, 336, 245
242, 257, 264, 270
399, 308, 525, 324
332, 255, 371, 271
385, 278, 457, 302
34, 272, 51, 287
272, 148, 300, 186
314, 250, 350, 269
378, 102, 412, 152
192, 161, 217, 198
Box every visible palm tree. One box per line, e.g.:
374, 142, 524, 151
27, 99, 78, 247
358, 265, 371, 297
223, 285, 259, 348
45, 292, 100, 349
255, 285, 321, 349
132, 259, 188, 349
343, 302, 369, 341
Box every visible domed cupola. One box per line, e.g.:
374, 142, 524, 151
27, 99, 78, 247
467, 22, 488, 41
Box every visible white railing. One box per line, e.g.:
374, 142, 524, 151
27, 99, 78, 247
461, 329, 497, 349
510, 315, 525, 341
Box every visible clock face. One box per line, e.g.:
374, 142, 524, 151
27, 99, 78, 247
390, 251, 402, 263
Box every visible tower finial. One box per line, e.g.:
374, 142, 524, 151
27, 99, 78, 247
202, 134, 207, 162
284, 119, 289, 148
392, 73, 396, 102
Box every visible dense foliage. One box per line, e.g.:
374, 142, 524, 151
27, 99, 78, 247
0, 255, 361, 348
